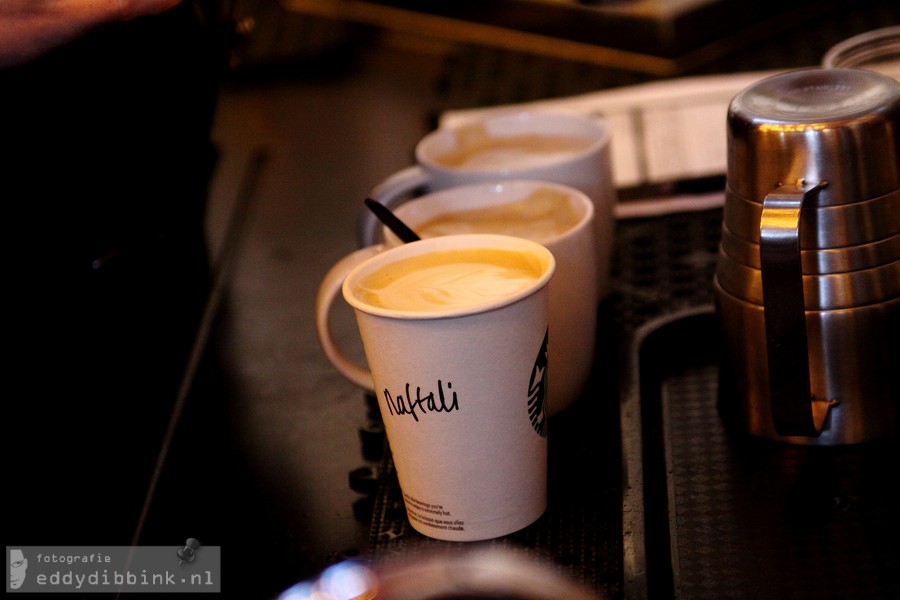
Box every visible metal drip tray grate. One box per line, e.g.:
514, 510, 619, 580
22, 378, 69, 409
626, 309, 900, 599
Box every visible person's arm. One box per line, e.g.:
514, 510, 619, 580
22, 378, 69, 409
0, 0, 182, 68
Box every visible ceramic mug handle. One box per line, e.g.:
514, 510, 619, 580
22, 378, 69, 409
358, 165, 430, 247
315, 244, 385, 392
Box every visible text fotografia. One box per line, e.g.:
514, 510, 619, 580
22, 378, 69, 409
34, 553, 111, 565
34, 569, 214, 590
383, 380, 459, 422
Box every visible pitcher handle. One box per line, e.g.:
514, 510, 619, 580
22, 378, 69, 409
759, 181, 835, 437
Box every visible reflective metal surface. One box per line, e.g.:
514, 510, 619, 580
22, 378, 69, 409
758, 183, 827, 436
720, 224, 900, 273
717, 67, 900, 444
716, 251, 900, 309
715, 279, 900, 445
723, 188, 900, 247
726, 68, 900, 205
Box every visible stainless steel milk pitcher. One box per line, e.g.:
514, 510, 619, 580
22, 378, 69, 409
715, 67, 900, 445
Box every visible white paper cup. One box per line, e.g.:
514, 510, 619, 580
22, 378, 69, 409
323, 234, 555, 541
362, 109, 616, 298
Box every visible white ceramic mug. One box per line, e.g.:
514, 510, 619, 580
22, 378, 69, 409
328, 233, 555, 541
318, 180, 597, 414
362, 109, 616, 298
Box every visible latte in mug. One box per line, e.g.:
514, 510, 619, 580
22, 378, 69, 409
434, 123, 596, 171
385, 180, 598, 415
412, 187, 582, 245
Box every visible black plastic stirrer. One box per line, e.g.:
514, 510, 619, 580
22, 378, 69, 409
364, 198, 421, 243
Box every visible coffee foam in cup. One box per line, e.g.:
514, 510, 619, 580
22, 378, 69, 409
412, 186, 582, 246
355, 247, 545, 312
434, 123, 595, 171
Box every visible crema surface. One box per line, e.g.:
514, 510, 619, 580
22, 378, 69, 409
355, 248, 545, 312
435, 123, 593, 170
414, 188, 581, 245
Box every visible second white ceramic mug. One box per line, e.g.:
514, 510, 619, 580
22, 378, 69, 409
319, 180, 597, 414
362, 109, 616, 298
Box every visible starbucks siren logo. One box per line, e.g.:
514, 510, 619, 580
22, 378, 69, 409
527, 329, 549, 437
